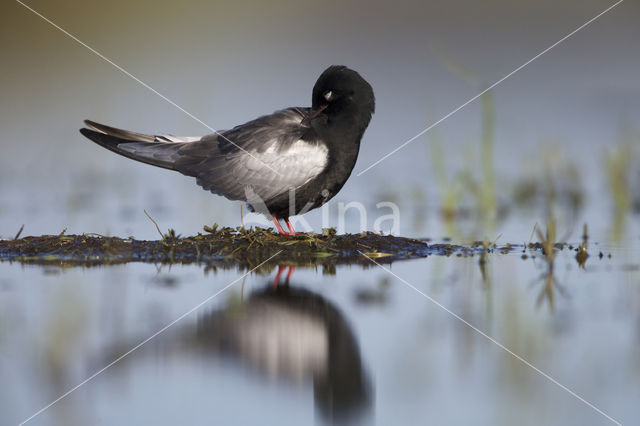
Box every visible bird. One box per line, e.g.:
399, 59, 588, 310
80, 65, 375, 236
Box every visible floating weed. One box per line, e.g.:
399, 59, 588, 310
277, 240, 300, 246
489, 233, 502, 250
164, 229, 181, 241
322, 227, 337, 237
0, 230, 476, 268
532, 220, 561, 263
476, 233, 501, 289
144, 209, 165, 239
361, 251, 394, 259
203, 223, 220, 235
527, 220, 587, 310
576, 244, 588, 269
312, 252, 334, 258
531, 220, 560, 311
528, 222, 538, 246
143, 209, 182, 247
575, 223, 589, 269
478, 240, 490, 289
13, 224, 24, 240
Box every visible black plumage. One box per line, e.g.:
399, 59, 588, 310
80, 65, 375, 235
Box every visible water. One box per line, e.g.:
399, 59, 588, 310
1, 232, 639, 425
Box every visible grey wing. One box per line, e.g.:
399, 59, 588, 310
174, 108, 329, 202
80, 108, 328, 203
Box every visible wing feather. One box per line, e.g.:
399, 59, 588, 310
174, 108, 328, 202
81, 108, 327, 205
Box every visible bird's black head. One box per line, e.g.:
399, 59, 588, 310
308, 65, 375, 135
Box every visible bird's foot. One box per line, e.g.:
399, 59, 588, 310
284, 219, 307, 236
272, 217, 306, 237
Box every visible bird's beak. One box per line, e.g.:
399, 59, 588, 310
301, 104, 328, 126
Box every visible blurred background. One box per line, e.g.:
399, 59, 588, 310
1, 1, 640, 425
1, 0, 638, 241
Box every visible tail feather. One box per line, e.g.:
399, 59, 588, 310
84, 119, 156, 142
80, 124, 184, 170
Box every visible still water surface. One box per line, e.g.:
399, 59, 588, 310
1, 232, 639, 425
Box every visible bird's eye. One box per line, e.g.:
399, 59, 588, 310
323, 90, 334, 101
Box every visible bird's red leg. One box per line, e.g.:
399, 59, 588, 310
284, 218, 305, 236
285, 265, 295, 284
272, 217, 288, 236
273, 264, 286, 288
285, 219, 295, 234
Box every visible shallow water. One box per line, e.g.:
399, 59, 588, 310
1, 230, 639, 425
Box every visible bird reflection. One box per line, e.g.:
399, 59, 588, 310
194, 281, 373, 423
98, 276, 372, 424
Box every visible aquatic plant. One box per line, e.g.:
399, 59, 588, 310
575, 224, 589, 269
428, 49, 498, 235
511, 147, 584, 222
527, 221, 568, 311
606, 130, 635, 241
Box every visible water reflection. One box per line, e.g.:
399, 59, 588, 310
4, 243, 640, 424
194, 282, 373, 423
96, 277, 373, 424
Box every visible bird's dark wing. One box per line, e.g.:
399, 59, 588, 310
174, 108, 329, 204
80, 108, 329, 205
217, 107, 311, 155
